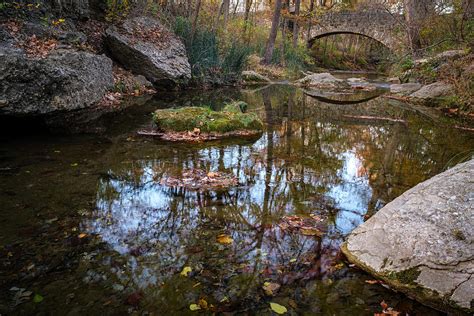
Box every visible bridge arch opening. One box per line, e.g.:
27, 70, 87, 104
308, 32, 393, 72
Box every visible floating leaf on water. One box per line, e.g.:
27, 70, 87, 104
180, 266, 192, 277
217, 234, 233, 245
189, 304, 201, 311
33, 294, 43, 303
300, 227, 322, 236
198, 298, 208, 309
220, 296, 229, 303
365, 280, 379, 284
78, 233, 87, 239
289, 258, 297, 263
262, 282, 281, 296
70, 163, 78, 167
270, 302, 287, 314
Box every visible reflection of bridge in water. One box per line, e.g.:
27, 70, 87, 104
303, 89, 385, 105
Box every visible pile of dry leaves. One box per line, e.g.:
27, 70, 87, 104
278, 215, 325, 237
2, 20, 22, 37
137, 128, 261, 142
97, 92, 123, 107
18, 35, 58, 58
131, 26, 171, 49
78, 20, 107, 53
160, 169, 238, 190
113, 66, 156, 96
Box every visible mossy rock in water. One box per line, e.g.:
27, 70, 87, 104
152, 106, 263, 134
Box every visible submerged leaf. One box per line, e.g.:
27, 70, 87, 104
33, 294, 43, 303
180, 266, 192, 277
270, 302, 287, 314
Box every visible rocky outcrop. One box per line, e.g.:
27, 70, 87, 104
410, 82, 454, 100
296, 73, 350, 90
105, 17, 191, 88
342, 159, 474, 314
0, 47, 113, 116
390, 83, 422, 95
241, 71, 271, 84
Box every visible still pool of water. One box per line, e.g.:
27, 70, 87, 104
1, 84, 473, 315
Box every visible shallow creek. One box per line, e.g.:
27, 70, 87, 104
1, 84, 473, 315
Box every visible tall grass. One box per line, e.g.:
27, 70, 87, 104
173, 16, 250, 86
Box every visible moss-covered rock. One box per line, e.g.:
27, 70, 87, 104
152, 106, 263, 134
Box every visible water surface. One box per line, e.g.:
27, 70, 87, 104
1, 84, 473, 315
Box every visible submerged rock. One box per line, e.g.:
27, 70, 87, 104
390, 83, 422, 95
153, 106, 263, 134
0, 47, 113, 115
296, 73, 350, 90
410, 82, 454, 100
105, 17, 191, 87
241, 71, 272, 84
342, 159, 474, 314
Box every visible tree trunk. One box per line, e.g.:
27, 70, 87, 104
403, 0, 435, 53
306, 0, 315, 47
292, 0, 301, 48
191, 0, 202, 41
222, 0, 230, 28
263, 0, 283, 64
244, 0, 253, 22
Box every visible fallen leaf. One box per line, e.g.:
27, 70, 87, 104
207, 171, 218, 178
217, 234, 233, 245
78, 233, 87, 239
365, 280, 379, 284
198, 298, 208, 309
288, 299, 297, 309
70, 163, 78, 167
125, 292, 142, 306
263, 282, 281, 296
300, 227, 322, 236
270, 302, 287, 314
180, 266, 192, 277
289, 258, 297, 263
33, 294, 43, 303
380, 300, 388, 310
189, 303, 201, 311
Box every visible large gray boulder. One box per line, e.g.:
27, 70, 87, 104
0, 47, 113, 116
296, 73, 350, 90
105, 17, 191, 87
390, 83, 422, 95
410, 81, 454, 100
342, 159, 474, 314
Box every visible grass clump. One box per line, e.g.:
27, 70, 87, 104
153, 106, 263, 134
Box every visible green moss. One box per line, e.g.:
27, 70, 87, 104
223, 101, 248, 113
387, 267, 421, 285
152, 106, 263, 134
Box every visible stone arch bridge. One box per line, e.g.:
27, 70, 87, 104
308, 9, 405, 51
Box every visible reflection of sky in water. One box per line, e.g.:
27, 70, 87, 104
327, 151, 372, 234
84, 128, 374, 287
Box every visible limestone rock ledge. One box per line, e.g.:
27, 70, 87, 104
342, 159, 474, 315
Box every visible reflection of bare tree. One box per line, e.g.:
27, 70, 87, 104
80, 84, 474, 313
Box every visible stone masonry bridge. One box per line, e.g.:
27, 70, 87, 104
308, 9, 405, 51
